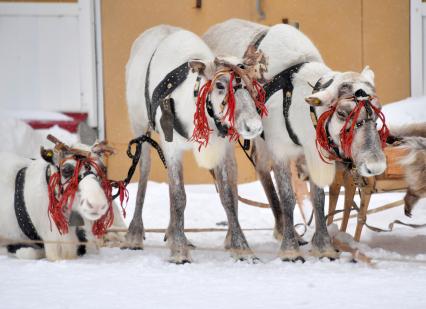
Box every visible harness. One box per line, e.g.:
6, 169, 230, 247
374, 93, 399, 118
7, 165, 90, 255
263, 63, 307, 146
145, 56, 190, 141
8, 167, 44, 253
307, 78, 354, 166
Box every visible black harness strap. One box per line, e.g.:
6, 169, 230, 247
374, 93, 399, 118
151, 62, 190, 124
12, 167, 44, 249
263, 63, 307, 146
145, 53, 190, 140
76, 227, 87, 257
206, 95, 229, 137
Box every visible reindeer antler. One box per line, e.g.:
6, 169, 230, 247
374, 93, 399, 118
92, 141, 116, 156
214, 57, 262, 101
47, 134, 91, 158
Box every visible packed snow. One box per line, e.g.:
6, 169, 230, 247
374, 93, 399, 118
1, 97, 426, 309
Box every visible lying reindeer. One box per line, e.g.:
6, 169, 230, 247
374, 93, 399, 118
204, 19, 389, 261
0, 136, 115, 261
125, 25, 266, 263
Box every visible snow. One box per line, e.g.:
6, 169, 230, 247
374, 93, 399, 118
1, 97, 426, 308
2, 110, 73, 121
2, 182, 426, 309
382, 96, 426, 125
0, 118, 78, 158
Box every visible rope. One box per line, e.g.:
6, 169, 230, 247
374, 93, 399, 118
111, 134, 167, 200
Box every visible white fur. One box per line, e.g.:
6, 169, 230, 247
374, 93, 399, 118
126, 25, 262, 170
0, 151, 108, 261
204, 20, 334, 186
204, 19, 382, 186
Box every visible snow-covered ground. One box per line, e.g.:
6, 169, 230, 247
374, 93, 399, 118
1, 97, 426, 309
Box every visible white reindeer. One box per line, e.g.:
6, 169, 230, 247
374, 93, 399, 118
125, 25, 266, 263
204, 19, 388, 261
0, 140, 113, 261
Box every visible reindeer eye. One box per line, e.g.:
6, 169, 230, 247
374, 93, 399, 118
61, 164, 75, 178
215, 82, 225, 90
336, 111, 347, 119
221, 101, 227, 106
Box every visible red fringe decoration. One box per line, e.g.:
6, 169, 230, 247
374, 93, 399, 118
315, 97, 390, 162
47, 157, 118, 238
252, 80, 268, 117
222, 73, 238, 142
315, 105, 338, 163
191, 73, 268, 149
114, 180, 129, 218
191, 80, 213, 150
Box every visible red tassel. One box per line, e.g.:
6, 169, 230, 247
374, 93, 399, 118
315, 105, 338, 163
191, 73, 268, 149
253, 80, 268, 117
191, 80, 213, 150
223, 73, 239, 142
47, 157, 116, 238
315, 97, 389, 163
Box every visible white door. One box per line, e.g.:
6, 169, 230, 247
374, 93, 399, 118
0, 0, 100, 128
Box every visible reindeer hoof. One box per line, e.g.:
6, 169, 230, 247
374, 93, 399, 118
170, 258, 192, 265
125, 221, 145, 249
281, 256, 305, 263
235, 255, 261, 264
298, 238, 308, 246
279, 249, 304, 263
121, 246, 144, 251
311, 247, 340, 260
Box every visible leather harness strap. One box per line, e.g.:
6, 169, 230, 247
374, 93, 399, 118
8, 167, 44, 252
146, 57, 191, 140
263, 63, 307, 146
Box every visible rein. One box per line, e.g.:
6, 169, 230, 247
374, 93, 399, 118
45, 134, 167, 238
315, 95, 389, 164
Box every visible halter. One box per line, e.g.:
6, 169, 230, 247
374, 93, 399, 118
314, 91, 389, 165
47, 155, 127, 237
191, 69, 267, 150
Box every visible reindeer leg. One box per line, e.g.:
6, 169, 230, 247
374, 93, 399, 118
214, 147, 256, 262
125, 137, 151, 249
272, 161, 303, 262
252, 141, 283, 241
165, 158, 191, 264
404, 189, 419, 218
310, 180, 339, 259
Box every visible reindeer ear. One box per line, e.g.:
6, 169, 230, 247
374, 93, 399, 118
40, 147, 55, 164
361, 65, 375, 85
91, 141, 116, 156
189, 59, 207, 74
305, 88, 335, 107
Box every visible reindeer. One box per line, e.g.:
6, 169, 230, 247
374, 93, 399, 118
125, 25, 266, 263
204, 19, 388, 261
0, 136, 115, 260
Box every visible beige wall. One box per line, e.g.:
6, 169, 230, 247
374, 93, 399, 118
101, 0, 410, 184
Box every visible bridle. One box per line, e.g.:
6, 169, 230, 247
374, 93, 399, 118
47, 155, 117, 237
191, 67, 266, 150
44, 135, 127, 237
314, 90, 389, 166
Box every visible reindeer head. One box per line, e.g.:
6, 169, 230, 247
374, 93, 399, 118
305, 66, 388, 176
189, 50, 267, 147
41, 135, 116, 235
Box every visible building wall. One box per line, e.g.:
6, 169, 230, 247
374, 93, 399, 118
101, 0, 410, 184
